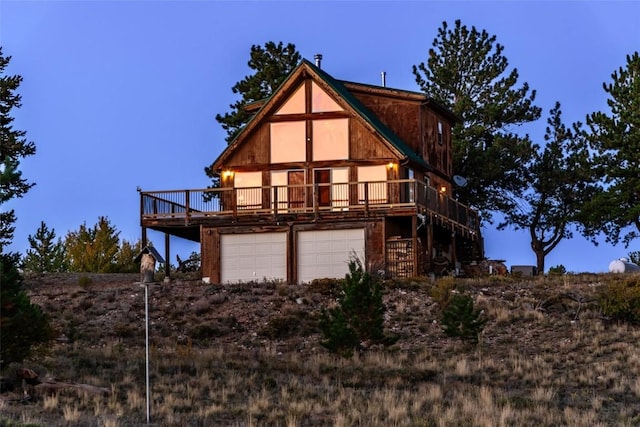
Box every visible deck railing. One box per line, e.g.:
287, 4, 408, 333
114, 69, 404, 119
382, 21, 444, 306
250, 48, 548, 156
140, 179, 480, 233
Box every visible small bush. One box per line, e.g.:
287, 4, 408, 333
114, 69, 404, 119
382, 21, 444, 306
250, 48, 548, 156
191, 299, 210, 315
260, 315, 302, 339
441, 293, 486, 344
308, 277, 343, 296
548, 265, 567, 275
320, 310, 359, 357
599, 277, 640, 323
113, 323, 136, 339
429, 276, 456, 309
189, 317, 240, 341
66, 320, 80, 342
78, 275, 93, 287
190, 324, 221, 341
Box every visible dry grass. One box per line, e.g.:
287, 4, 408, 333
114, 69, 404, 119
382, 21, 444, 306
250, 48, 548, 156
1, 272, 640, 426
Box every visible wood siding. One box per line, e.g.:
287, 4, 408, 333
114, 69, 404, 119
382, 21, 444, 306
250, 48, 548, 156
349, 92, 422, 154
222, 123, 271, 169
420, 106, 452, 178
200, 226, 219, 282
349, 119, 396, 161
349, 91, 453, 180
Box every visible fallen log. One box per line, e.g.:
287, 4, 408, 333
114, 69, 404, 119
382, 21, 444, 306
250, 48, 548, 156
34, 378, 110, 396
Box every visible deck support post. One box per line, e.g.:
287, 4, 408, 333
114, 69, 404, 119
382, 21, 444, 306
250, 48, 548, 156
426, 221, 433, 274
364, 183, 369, 217
142, 227, 147, 248
164, 233, 170, 280
184, 190, 190, 226
412, 215, 418, 277
451, 231, 457, 271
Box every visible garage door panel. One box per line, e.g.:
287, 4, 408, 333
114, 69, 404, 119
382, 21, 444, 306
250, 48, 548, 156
297, 229, 365, 283
316, 241, 332, 252
221, 233, 286, 283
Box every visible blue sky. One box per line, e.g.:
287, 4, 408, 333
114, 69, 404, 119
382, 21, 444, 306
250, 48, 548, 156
1, 0, 639, 273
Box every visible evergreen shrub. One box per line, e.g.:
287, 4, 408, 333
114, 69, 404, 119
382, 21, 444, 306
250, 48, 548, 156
599, 276, 640, 323
441, 293, 486, 344
319, 257, 386, 357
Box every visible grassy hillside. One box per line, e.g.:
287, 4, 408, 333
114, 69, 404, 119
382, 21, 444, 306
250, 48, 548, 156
1, 272, 640, 426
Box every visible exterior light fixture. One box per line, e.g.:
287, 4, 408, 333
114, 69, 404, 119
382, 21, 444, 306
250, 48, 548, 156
223, 170, 234, 179
387, 162, 395, 169
440, 186, 447, 194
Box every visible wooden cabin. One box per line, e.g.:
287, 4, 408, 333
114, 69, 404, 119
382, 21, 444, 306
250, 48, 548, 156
139, 59, 483, 284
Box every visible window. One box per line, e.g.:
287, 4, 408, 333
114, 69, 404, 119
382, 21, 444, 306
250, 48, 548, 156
312, 81, 343, 113
312, 118, 349, 161
235, 171, 262, 209
437, 121, 443, 145
406, 168, 415, 203
271, 121, 306, 163
271, 170, 305, 211
358, 165, 387, 204
275, 84, 306, 115
315, 167, 349, 208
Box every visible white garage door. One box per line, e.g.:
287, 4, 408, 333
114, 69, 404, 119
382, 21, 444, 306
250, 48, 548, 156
221, 233, 286, 283
298, 229, 365, 283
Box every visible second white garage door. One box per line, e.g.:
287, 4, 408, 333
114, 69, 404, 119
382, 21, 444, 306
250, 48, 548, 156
297, 229, 365, 283
220, 233, 287, 283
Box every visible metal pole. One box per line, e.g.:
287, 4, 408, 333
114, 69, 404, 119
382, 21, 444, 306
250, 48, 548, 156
143, 283, 150, 424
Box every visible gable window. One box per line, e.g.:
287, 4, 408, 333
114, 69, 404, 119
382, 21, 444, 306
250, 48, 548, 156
275, 85, 306, 115
234, 171, 262, 210
357, 165, 387, 204
312, 118, 349, 161
271, 121, 306, 163
312, 81, 343, 113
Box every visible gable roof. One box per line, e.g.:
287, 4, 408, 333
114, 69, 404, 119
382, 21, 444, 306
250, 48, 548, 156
134, 244, 165, 264
340, 80, 460, 125
309, 61, 430, 169
212, 59, 441, 171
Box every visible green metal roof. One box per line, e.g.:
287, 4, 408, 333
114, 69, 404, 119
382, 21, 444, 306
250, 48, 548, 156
303, 59, 430, 169
215, 58, 432, 170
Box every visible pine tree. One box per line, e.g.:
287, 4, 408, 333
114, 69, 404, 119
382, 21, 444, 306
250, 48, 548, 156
441, 293, 486, 344
582, 52, 640, 247
22, 221, 67, 273
498, 103, 599, 273
1, 253, 53, 367
413, 20, 541, 222
114, 238, 142, 273
319, 257, 386, 356
64, 217, 121, 272
0, 47, 36, 250
0, 48, 50, 367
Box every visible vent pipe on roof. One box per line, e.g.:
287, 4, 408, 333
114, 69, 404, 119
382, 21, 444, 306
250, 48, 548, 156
314, 54, 323, 69
381, 71, 387, 87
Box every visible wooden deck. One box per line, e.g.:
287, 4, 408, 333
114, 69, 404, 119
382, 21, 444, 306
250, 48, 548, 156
140, 179, 480, 241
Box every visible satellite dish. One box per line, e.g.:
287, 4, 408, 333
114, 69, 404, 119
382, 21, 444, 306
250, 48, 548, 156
453, 175, 468, 187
